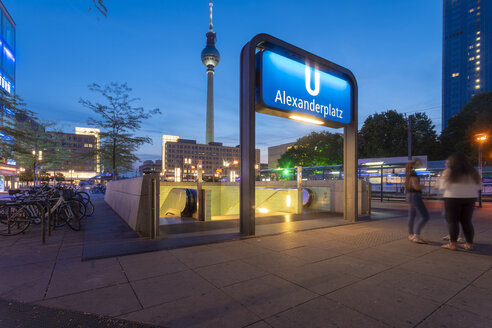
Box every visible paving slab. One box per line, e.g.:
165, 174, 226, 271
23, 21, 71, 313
40, 283, 142, 317
265, 296, 391, 328
46, 257, 127, 299
446, 284, 492, 320
0, 261, 54, 302
359, 267, 465, 303
194, 260, 269, 288
416, 304, 492, 328
222, 274, 317, 319
118, 250, 188, 281
130, 269, 216, 308
274, 260, 361, 295
326, 281, 441, 327
120, 289, 259, 328
241, 251, 307, 275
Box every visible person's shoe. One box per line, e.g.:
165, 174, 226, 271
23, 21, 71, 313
457, 237, 466, 243
441, 243, 457, 251
442, 235, 450, 241
412, 235, 427, 244
408, 234, 416, 241
459, 243, 473, 251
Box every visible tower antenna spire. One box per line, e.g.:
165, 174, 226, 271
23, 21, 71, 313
209, 0, 213, 31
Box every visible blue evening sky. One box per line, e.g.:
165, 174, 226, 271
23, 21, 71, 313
5, 0, 442, 163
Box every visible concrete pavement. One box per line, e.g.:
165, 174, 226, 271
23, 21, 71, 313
1, 199, 491, 327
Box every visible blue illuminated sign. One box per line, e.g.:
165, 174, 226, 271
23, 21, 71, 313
258, 50, 352, 126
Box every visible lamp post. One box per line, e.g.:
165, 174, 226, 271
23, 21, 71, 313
69, 169, 74, 184
475, 133, 487, 208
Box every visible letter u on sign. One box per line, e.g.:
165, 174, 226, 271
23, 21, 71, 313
305, 65, 320, 96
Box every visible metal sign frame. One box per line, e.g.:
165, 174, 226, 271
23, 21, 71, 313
240, 33, 358, 235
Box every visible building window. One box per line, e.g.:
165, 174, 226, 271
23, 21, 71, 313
2, 14, 14, 51
451, 72, 460, 77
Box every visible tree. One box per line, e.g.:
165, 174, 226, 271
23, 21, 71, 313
358, 110, 439, 159
90, 0, 107, 17
79, 82, 160, 179
440, 91, 492, 163
358, 110, 407, 158
277, 131, 343, 168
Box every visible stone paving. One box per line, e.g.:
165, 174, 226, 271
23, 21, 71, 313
0, 199, 491, 328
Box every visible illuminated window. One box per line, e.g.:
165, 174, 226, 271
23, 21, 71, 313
476, 43, 481, 47
476, 49, 480, 53
476, 67, 480, 71
475, 85, 480, 89
451, 73, 460, 77
476, 79, 480, 83
477, 37, 481, 41
469, 57, 475, 61
477, 55, 480, 58
476, 61, 480, 65
477, 31, 480, 35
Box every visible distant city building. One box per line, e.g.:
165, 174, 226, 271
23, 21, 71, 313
162, 134, 180, 174
0, 1, 16, 189
268, 142, 296, 168
163, 138, 260, 181
0, 0, 14, 96
138, 159, 162, 175
46, 130, 97, 180
442, 0, 492, 129
201, 0, 220, 144
75, 127, 101, 173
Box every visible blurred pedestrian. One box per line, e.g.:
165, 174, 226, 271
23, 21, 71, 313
406, 159, 430, 244
440, 152, 481, 251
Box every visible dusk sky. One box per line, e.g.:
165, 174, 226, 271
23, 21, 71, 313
6, 0, 442, 163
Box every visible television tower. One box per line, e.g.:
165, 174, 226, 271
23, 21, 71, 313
201, 0, 220, 144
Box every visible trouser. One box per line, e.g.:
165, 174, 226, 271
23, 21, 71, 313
444, 198, 475, 244
407, 192, 430, 235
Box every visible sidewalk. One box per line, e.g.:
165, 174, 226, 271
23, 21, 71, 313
1, 199, 491, 327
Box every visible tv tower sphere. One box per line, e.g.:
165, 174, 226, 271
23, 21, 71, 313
201, 3, 220, 69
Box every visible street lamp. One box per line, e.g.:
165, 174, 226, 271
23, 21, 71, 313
475, 133, 487, 208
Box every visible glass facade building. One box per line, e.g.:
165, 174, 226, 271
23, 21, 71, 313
442, 0, 491, 129
0, 0, 14, 95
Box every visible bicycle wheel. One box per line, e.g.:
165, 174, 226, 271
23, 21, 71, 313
84, 200, 95, 217
0, 205, 31, 236
75, 191, 90, 204
65, 199, 86, 231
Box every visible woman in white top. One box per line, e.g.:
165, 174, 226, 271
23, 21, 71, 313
439, 152, 482, 251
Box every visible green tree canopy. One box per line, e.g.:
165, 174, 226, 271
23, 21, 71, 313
440, 91, 492, 163
359, 110, 439, 159
277, 131, 343, 168
79, 82, 161, 178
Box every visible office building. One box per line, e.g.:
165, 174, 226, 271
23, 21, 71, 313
138, 160, 162, 175
0, 0, 15, 190
268, 142, 296, 168
442, 0, 491, 129
75, 127, 101, 173
162, 134, 180, 174
163, 138, 260, 181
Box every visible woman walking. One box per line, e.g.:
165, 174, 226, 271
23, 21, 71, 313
406, 159, 430, 244
440, 152, 482, 251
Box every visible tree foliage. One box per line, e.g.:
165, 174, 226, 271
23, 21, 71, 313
358, 110, 439, 159
277, 131, 343, 168
80, 82, 160, 178
440, 91, 492, 164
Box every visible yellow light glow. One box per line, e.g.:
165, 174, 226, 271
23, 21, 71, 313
289, 115, 323, 125
452, 72, 459, 77
330, 171, 340, 174
363, 161, 384, 166
258, 208, 269, 213
476, 134, 487, 142
476, 49, 480, 53
476, 61, 480, 65
476, 79, 480, 83
415, 168, 427, 171
476, 85, 480, 89
366, 170, 379, 173
477, 37, 481, 41
477, 55, 480, 58
476, 43, 481, 47
286, 195, 292, 207
476, 67, 480, 71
